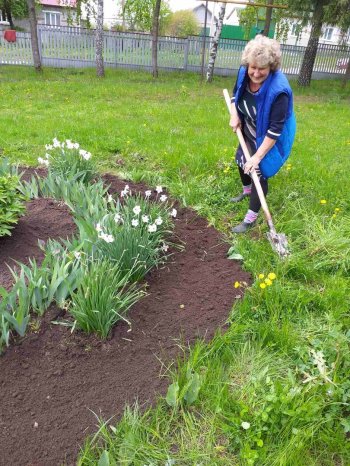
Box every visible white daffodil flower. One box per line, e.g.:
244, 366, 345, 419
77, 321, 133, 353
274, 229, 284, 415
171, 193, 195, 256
161, 243, 169, 252
171, 208, 177, 218
121, 184, 130, 198
73, 251, 81, 260
38, 157, 49, 166
133, 205, 141, 215
155, 217, 163, 226
73, 142, 80, 149
45, 144, 53, 151
160, 195, 167, 202
145, 190, 152, 199
107, 194, 114, 203
142, 215, 149, 223
95, 222, 102, 232
241, 422, 251, 430
65, 139, 74, 149
99, 232, 114, 243
104, 234, 114, 243
148, 224, 157, 233
156, 185, 163, 193
52, 137, 60, 148
114, 213, 122, 223
79, 149, 91, 160
131, 218, 139, 227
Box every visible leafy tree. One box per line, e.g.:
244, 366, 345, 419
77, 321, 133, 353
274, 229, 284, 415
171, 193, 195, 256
0, 0, 28, 28
284, 0, 350, 86
164, 9, 199, 37
239, 5, 258, 39
123, 0, 170, 33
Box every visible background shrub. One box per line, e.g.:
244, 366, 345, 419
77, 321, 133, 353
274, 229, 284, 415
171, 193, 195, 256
0, 169, 26, 237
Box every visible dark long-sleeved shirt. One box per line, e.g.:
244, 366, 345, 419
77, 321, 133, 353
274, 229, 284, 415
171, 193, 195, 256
231, 85, 289, 149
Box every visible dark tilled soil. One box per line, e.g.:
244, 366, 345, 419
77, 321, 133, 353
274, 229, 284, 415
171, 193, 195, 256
0, 170, 251, 466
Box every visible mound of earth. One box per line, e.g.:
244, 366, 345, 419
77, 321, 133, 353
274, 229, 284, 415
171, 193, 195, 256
0, 169, 251, 466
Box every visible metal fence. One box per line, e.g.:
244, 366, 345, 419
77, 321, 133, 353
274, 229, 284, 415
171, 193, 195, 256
0, 25, 349, 77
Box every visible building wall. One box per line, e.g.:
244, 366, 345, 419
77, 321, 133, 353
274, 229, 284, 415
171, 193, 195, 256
13, 6, 77, 32
281, 21, 350, 46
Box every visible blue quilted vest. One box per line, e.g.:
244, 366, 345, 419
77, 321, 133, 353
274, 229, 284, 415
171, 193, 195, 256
234, 66, 296, 178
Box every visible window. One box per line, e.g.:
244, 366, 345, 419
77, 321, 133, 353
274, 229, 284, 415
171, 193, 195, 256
291, 23, 299, 36
322, 27, 334, 41
44, 11, 61, 27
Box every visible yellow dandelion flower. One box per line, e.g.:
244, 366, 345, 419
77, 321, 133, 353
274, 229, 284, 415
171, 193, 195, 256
286, 167, 291, 170
234, 281, 241, 288
320, 199, 327, 204
332, 214, 337, 219
268, 272, 276, 280
265, 278, 273, 286
334, 208, 340, 212
258, 273, 265, 279
260, 283, 266, 289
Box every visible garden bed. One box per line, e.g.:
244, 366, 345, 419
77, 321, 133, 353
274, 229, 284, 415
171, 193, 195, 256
0, 169, 250, 466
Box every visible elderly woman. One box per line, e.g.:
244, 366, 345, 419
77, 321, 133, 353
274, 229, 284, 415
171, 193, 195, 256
229, 35, 296, 233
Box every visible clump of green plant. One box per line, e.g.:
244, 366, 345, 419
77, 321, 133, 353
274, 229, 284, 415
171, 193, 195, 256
9, 240, 84, 315
0, 276, 31, 351
69, 259, 144, 339
0, 159, 26, 236
74, 188, 176, 282
37, 138, 96, 184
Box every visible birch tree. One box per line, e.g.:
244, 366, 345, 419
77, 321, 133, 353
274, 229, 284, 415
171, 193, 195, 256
95, 0, 104, 77
26, 0, 41, 72
206, 2, 226, 83
123, 0, 170, 33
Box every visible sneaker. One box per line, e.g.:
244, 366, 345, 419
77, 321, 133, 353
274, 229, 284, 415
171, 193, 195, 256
231, 221, 256, 233
230, 192, 250, 203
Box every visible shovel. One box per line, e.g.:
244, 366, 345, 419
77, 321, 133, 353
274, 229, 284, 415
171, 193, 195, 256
223, 88, 289, 258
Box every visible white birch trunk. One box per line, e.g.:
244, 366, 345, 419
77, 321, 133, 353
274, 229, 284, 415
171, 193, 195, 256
206, 3, 226, 83
95, 0, 104, 77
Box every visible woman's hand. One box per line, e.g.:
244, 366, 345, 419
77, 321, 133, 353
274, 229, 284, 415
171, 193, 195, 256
229, 114, 241, 133
244, 154, 261, 174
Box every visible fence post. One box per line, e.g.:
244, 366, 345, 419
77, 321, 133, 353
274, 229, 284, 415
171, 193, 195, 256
184, 37, 189, 71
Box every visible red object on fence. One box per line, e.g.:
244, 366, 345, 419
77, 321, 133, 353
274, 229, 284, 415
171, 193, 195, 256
4, 30, 16, 42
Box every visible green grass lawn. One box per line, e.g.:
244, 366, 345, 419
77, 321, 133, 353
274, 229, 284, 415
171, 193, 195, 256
1, 66, 350, 465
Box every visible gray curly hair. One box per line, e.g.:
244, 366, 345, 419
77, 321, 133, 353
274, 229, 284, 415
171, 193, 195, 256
241, 35, 281, 71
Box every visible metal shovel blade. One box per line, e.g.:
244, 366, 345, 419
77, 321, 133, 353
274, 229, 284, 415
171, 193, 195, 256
266, 231, 289, 258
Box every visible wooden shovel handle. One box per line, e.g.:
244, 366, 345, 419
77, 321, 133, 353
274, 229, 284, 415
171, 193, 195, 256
223, 89, 274, 227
